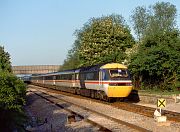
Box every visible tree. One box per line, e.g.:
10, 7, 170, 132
0, 45, 27, 131
0, 72, 26, 131
131, 6, 149, 41
151, 2, 177, 32
61, 51, 80, 70
130, 30, 180, 90
0, 46, 12, 72
61, 36, 81, 70
131, 2, 177, 41
129, 2, 179, 91
145, 2, 177, 38
75, 14, 135, 67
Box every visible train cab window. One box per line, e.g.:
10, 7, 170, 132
109, 69, 129, 78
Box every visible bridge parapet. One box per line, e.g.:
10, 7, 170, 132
12, 65, 61, 75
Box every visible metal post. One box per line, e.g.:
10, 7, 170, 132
160, 108, 162, 115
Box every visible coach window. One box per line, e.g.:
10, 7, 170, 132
61, 74, 65, 80
53, 76, 56, 80
86, 72, 94, 80
80, 73, 85, 80
93, 72, 98, 80
70, 74, 73, 80
51, 76, 53, 80
62, 74, 65, 80
57, 75, 61, 80
64, 74, 67, 80
45, 76, 48, 80
67, 74, 71, 80
47, 75, 53, 80
72, 74, 75, 80
67, 74, 69, 80
56, 75, 59, 80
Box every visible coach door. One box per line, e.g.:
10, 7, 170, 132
99, 70, 104, 88
53, 75, 56, 85
72, 74, 75, 87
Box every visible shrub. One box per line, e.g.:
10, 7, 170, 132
0, 72, 27, 131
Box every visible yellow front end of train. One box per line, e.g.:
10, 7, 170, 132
108, 86, 132, 97
100, 63, 133, 98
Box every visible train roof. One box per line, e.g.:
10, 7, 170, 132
79, 63, 105, 72
31, 63, 127, 77
100, 63, 127, 69
32, 69, 76, 77
79, 63, 127, 72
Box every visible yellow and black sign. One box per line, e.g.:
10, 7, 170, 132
157, 98, 166, 108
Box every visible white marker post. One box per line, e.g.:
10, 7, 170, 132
154, 98, 167, 122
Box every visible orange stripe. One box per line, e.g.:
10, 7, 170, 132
43, 80, 131, 85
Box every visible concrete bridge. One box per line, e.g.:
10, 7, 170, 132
12, 65, 61, 75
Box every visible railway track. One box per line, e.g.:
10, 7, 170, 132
112, 102, 180, 122
29, 86, 152, 132
29, 84, 180, 123
28, 90, 110, 132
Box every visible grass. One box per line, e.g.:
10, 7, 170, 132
138, 88, 180, 96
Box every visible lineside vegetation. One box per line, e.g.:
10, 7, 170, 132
0, 46, 27, 131
62, 2, 180, 92
130, 2, 180, 91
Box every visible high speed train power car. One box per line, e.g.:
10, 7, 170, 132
31, 63, 133, 101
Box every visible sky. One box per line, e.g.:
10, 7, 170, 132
0, 0, 180, 66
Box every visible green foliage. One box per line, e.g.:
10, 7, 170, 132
0, 72, 27, 131
61, 52, 80, 70
131, 6, 149, 41
0, 46, 12, 73
129, 2, 179, 91
0, 45, 27, 131
61, 40, 80, 70
129, 30, 180, 91
131, 2, 177, 41
62, 14, 135, 69
0, 72, 26, 110
151, 2, 177, 32
61, 2, 180, 93
76, 14, 135, 67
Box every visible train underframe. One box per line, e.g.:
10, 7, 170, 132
30, 82, 125, 102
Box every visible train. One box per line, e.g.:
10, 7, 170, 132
30, 63, 134, 102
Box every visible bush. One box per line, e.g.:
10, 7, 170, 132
0, 72, 27, 131
129, 30, 180, 91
